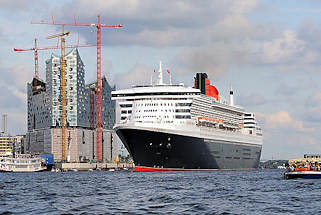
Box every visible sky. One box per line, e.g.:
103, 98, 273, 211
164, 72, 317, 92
1, 0, 321, 160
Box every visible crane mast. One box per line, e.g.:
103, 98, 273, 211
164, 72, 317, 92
96, 16, 102, 160
47, 26, 70, 161
34, 39, 39, 78
61, 27, 67, 162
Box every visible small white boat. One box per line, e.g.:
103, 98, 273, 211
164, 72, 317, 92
0, 155, 46, 172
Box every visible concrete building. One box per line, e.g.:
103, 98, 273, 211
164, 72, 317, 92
0, 134, 25, 157
0, 135, 14, 157
86, 76, 116, 130
26, 48, 117, 162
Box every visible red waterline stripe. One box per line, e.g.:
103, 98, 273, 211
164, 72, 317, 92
135, 166, 257, 172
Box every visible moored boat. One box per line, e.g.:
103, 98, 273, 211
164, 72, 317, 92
0, 154, 47, 172
284, 156, 321, 179
112, 62, 263, 171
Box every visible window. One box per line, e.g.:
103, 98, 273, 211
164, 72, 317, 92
120, 104, 132, 108
175, 109, 190, 113
175, 115, 191, 119
175, 103, 192, 107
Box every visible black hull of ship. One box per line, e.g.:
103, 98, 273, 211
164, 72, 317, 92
116, 128, 262, 170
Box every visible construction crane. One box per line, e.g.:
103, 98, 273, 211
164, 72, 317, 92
32, 15, 123, 162
47, 26, 70, 161
14, 38, 58, 78
14, 37, 95, 79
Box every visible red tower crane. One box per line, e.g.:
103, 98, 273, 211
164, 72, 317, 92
32, 15, 123, 162
14, 38, 58, 78
14, 38, 95, 79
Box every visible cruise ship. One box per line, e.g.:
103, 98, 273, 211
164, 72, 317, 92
112, 62, 263, 171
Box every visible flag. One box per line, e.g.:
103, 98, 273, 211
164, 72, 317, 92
167, 69, 170, 74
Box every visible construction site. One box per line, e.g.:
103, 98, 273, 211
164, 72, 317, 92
13, 15, 126, 166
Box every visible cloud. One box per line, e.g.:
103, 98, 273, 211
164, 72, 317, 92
50, 0, 267, 48
238, 93, 268, 106
304, 92, 321, 123
255, 20, 321, 73
113, 63, 153, 89
0, 85, 24, 109
5, 65, 33, 91
261, 130, 321, 160
297, 19, 321, 50
261, 30, 305, 64
257, 111, 313, 132
0, 65, 29, 108
47, 0, 284, 81
172, 47, 226, 79
257, 110, 320, 160
0, 0, 50, 15
275, 83, 296, 96
0, 0, 36, 11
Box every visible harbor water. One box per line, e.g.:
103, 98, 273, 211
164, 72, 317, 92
0, 169, 320, 214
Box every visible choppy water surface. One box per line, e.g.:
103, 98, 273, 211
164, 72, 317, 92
0, 169, 320, 214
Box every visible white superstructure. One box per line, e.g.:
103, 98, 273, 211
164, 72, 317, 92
0, 155, 46, 172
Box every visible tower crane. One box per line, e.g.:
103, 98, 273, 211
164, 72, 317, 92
14, 38, 58, 78
32, 15, 123, 162
14, 37, 95, 79
47, 26, 69, 161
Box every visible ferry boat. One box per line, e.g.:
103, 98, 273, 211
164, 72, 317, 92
0, 154, 47, 172
284, 156, 321, 179
112, 62, 263, 171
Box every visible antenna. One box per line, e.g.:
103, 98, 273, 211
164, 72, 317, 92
167, 69, 172, 85
157, 61, 163, 85
2, 114, 7, 134
229, 84, 234, 106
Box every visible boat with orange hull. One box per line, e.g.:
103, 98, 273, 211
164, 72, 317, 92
284, 156, 321, 179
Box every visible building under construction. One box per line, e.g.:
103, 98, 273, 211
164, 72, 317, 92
25, 48, 117, 162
